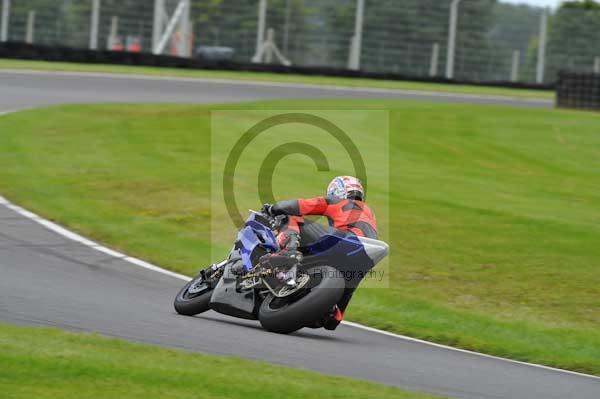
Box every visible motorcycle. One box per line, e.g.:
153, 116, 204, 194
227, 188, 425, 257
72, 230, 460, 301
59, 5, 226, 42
173, 210, 389, 334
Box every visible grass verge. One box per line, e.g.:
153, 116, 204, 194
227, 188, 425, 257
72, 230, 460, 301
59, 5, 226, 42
0, 322, 437, 399
0, 58, 554, 100
0, 100, 598, 375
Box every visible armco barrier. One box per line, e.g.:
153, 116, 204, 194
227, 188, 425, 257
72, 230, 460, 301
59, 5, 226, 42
0, 42, 554, 92
556, 71, 600, 111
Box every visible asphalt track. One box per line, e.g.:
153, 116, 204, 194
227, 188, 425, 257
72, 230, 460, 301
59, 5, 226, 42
1, 69, 599, 399
0, 69, 553, 110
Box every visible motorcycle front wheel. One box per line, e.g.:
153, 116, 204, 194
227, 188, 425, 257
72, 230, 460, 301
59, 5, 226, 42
173, 273, 214, 316
258, 266, 345, 334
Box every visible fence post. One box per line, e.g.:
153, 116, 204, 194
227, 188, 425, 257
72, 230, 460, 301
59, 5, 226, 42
89, 0, 100, 50
252, 0, 267, 62
107, 15, 118, 50
429, 42, 439, 77
536, 9, 548, 84
594, 56, 600, 74
0, 0, 9, 42
283, 0, 291, 56
177, 0, 190, 57
510, 50, 520, 82
446, 0, 461, 79
265, 28, 275, 63
348, 0, 364, 70
153, 0, 165, 53
25, 10, 35, 44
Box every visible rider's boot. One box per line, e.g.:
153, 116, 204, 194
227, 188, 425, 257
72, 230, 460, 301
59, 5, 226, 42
322, 305, 345, 330
322, 288, 356, 330
259, 231, 303, 286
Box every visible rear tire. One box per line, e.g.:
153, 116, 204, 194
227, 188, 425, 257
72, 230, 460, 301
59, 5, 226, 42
258, 266, 344, 334
174, 275, 213, 316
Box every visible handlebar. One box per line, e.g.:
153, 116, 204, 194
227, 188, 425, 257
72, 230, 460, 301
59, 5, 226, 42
248, 209, 287, 232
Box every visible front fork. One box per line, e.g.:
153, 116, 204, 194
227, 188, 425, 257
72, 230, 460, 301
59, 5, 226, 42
200, 258, 228, 284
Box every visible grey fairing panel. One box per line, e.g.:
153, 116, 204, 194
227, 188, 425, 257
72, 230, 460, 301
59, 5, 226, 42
357, 237, 389, 266
209, 261, 257, 319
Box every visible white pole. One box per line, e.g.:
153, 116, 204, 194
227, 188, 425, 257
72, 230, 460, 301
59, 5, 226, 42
265, 28, 274, 63
252, 0, 267, 62
429, 42, 439, 77
283, 0, 291, 56
348, 0, 364, 70
536, 9, 548, 84
25, 10, 35, 44
154, 0, 187, 55
177, 0, 190, 57
107, 15, 118, 50
89, 0, 100, 50
153, 0, 165, 54
0, 0, 9, 42
446, 0, 461, 79
510, 50, 520, 82
594, 56, 600, 74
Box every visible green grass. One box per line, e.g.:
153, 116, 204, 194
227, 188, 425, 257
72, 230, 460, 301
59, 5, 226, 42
1, 100, 599, 375
0, 322, 436, 399
0, 58, 554, 100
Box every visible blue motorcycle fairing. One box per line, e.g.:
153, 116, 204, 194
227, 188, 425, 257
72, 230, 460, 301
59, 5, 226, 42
236, 212, 379, 282
238, 213, 279, 271
303, 231, 375, 276
210, 211, 387, 320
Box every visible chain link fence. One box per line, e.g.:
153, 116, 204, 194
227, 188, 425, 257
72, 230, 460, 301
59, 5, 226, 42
1, 0, 599, 84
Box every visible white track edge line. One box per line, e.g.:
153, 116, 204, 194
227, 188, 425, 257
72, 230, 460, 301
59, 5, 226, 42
1, 193, 598, 381
1, 195, 191, 281
1, 109, 598, 382
342, 321, 600, 380
0, 68, 552, 104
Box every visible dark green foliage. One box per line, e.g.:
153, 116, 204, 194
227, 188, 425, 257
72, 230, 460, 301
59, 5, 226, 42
546, 0, 600, 78
9, 0, 91, 47
562, 0, 600, 10
5, 0, 600, 82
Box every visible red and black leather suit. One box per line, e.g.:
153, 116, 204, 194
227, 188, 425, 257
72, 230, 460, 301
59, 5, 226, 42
270, 196, 378, 247
270, 197, 377, 322
268, 196, 378, 322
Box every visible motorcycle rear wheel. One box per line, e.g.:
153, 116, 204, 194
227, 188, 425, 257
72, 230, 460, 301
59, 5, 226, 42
174, 274, 213, 316
258, 266, 345, 334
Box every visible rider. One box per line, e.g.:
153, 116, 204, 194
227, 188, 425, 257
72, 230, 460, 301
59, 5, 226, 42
261, 176, 378, 330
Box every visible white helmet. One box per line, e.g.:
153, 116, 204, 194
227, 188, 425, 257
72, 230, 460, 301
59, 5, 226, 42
326, 176, 364, 201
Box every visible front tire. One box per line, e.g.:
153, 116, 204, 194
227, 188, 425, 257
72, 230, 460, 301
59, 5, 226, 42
258, 266, 345, 334
174, 275, 213, 316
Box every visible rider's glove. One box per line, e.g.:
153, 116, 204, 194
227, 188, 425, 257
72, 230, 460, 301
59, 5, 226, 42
261, 203, 274, 216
